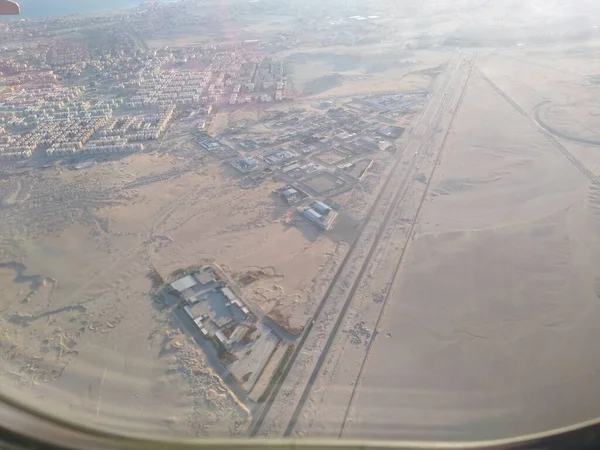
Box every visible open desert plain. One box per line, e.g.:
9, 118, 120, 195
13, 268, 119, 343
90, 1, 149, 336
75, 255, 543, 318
3, 0, 600, 444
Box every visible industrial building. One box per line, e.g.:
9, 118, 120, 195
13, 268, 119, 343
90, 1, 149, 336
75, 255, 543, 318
170, 266, 255, 349
303, 200, 338, 230
278, 185, 309, 205
378, 125, 405, 139
262, 148, 298, 166
230, 156, 259, 174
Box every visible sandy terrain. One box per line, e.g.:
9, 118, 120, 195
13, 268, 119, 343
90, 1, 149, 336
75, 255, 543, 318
283, 48, 446, 99
0, 42, 441, 434
0, 137, 343, 436
13, 2, 600, 441
252, 52, 467, 438
342, 65, 600, 441
0, 52, 434, 435
131, 162, 344, 331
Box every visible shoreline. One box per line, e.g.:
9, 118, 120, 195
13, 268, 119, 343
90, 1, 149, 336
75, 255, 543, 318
1, 0, 175, 21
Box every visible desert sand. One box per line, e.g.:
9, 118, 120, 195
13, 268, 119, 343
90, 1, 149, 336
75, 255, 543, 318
9, 1, 600, 442
341, 64, 600, 441
0, 140, 344, 436
0, 37, 440, 436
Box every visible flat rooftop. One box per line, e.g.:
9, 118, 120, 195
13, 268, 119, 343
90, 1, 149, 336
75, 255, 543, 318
185, 289, 246, 329
170, 274, 197, 292
171, 267, 218, 298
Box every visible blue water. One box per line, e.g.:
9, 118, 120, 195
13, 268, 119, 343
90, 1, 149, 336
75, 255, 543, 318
15, 0, 144, 18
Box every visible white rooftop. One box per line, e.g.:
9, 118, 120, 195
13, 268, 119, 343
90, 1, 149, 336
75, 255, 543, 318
171, 275, 198, 292
222, 286, 238, 300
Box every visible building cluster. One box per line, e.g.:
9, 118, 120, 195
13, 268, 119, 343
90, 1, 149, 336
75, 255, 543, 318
45, 117, 107, 156
80, 138, 145, 155
211, 91, 423, 231
278, 185, 310, 205
0, 80, 175, 159
91, 57, 148, 83
196, 134, 239, 159
184, 104, 213, 130
44, 41, 90, 67
122, 53, 288, 108
0, 128, 34, 159
281, 160, 324, 176
52, 38, 162, 83
127, 70, 212, 107
0, 59, 30, 78
167, 265, 285, 397
262, 148, 298, 165
47, 107, 173, 156
170, 267, 254, 347
99, 107, 175, 141
0, 85, 87, 127
0, 115, 104, 159
110, 46, 290, 108
349, 89, 429, 121
303, 201, 337, 230
229, 59, 288, 104
0, 36, 290, 159
230, 156, 259, 174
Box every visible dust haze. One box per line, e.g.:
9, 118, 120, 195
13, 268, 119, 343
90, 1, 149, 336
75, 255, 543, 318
1, 0, 600, 442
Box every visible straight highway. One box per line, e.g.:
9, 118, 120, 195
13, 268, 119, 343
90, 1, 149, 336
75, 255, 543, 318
251, 52, 474, 438
295, 55, 477, 438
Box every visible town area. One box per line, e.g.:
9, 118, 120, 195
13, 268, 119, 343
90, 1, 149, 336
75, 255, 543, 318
4, 0, 600, 444
0, 0, 434, 438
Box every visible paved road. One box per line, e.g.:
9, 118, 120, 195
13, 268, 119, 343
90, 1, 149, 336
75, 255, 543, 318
285, 55, 475, 439
479, 70, 600, 185
251, 53, 469, 438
